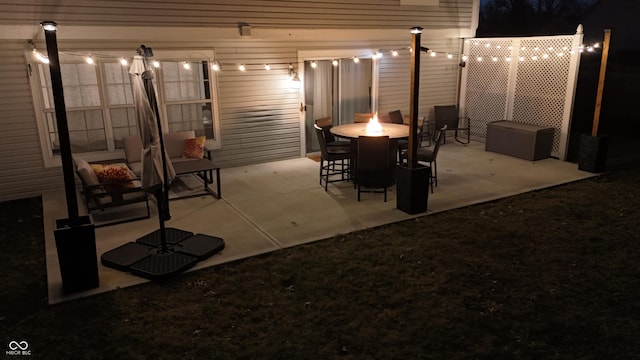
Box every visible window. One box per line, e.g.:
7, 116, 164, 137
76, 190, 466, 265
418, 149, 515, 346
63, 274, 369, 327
27, 50, 221, 166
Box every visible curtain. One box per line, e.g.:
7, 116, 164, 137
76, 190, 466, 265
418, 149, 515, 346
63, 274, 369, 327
305, 60, 333, 152
338, 59, 372, 124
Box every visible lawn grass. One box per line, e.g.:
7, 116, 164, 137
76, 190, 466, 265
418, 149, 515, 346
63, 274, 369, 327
1, 168, 639, 359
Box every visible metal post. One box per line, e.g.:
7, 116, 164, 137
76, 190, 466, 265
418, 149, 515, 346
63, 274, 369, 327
41, 21, 79, 223
408, 27, 422, 169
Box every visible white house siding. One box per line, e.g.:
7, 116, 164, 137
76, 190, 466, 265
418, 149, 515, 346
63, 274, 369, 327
0, 0, 477, 201
378, 37, 463, 121
0, 0, 474, 29
0, 40, 64, 201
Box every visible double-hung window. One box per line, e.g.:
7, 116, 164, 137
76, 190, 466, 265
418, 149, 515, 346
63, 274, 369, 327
27, 49, 221, 167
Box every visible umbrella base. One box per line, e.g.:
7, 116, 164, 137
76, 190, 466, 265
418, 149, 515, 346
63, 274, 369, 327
174, 234, 225, 260
137, 227, 193, 246
101, 228, 225, 281
101, 242, 153, 271
129, 251, 197, 281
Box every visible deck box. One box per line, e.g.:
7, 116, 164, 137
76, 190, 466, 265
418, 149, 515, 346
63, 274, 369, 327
485, 120, 554, 161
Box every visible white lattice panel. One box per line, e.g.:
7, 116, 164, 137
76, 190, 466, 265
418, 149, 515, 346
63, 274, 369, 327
460, 32, 582, 159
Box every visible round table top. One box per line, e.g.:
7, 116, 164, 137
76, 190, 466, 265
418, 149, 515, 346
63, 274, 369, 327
330, 123, 409, 139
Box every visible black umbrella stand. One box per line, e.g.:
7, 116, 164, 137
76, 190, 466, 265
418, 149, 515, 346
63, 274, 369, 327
101, 45, 224, 281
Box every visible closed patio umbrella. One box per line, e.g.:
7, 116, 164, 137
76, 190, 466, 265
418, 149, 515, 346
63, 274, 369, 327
129, 51, 175, 204
101, 45, 224, 280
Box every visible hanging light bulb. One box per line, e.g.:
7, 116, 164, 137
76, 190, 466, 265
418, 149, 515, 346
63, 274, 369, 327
375, 51, 383, 59
33, 49, 49, 64
310, 61, 317, 69
211, 61, 220, 71
119, 58, 128, 66
332, 59, 338, 66
182, 61, 191, 70
86, 55, 94, 65
430, 51, 436, 57
447, 53, 453, 59
461, 55, 468, 61
264, 64, 271, 71
239, 64, 246, 71
391, 50, 399, 57
353, 57, 360, 63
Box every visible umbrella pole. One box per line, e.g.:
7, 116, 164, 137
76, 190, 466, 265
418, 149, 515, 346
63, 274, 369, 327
139, 48, 171, 252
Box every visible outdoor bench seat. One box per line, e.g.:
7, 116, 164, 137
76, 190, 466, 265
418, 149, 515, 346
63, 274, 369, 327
123, 130, 221, 199
73, 158, 150, 227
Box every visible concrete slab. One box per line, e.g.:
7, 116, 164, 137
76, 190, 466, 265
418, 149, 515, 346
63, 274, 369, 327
43, 141, 596, 304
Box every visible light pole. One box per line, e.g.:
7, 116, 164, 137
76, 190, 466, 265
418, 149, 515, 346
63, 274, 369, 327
42, 21, 99, 294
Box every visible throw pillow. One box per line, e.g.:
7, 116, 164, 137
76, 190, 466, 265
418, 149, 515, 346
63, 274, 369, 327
92, 163, 134, 191
183, 136, 206, 159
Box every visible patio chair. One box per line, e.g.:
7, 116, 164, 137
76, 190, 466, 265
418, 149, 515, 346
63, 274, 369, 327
417, 126, 446, 193
388, 109, 404, 124
356, 135, 396, 202
314, 124, 352, 191
433, 105, 470, 144
397, 117, 425, 163
314, 117, 350, 148
354, 112, 374, 123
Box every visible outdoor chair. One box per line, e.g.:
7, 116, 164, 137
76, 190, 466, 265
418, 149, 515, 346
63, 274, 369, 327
314, 124, 352, 191
388, 110, 404, 124
402, 125, 446, 193
433, 105, 470, 144
354, 112, 374, 123
314, 116, 350, 148
396, 117, 425, 163
356, 135, 396, 202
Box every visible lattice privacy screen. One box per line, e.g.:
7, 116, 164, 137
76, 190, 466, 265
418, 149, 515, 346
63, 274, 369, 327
460, 33, 583, 159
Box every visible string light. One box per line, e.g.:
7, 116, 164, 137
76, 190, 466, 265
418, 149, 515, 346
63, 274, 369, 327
25, 36, 604, 75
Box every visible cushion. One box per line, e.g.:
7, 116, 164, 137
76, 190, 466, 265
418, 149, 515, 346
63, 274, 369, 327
122, 135, 143, 163
74, 158, 101, 187
164, 131, 196, 158
91, 163, 135, 191
183, 136, 206, 159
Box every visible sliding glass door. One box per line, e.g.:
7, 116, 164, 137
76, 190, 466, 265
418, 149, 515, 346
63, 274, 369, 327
304, 58, 372, 152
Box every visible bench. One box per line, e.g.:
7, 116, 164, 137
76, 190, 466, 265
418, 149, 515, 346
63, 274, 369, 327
73, 158, 150, 227
123, 131, 221, 199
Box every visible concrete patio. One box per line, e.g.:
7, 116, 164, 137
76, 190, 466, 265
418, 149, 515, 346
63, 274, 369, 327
43, 140, 596, 304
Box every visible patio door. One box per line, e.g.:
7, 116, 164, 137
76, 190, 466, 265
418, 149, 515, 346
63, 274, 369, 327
304, 58, 372, 152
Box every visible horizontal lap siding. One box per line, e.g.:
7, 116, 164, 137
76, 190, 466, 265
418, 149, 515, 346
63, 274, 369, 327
0, 40, 63, 202
378, 37, 462, 120
215, 44, 301, 166
0, 0, 473, 29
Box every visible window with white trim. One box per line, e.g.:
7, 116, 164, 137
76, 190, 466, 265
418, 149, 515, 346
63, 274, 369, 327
27, 50, 221, 166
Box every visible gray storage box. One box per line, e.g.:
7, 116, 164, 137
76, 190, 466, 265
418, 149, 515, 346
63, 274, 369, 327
485, 120, 554, 161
